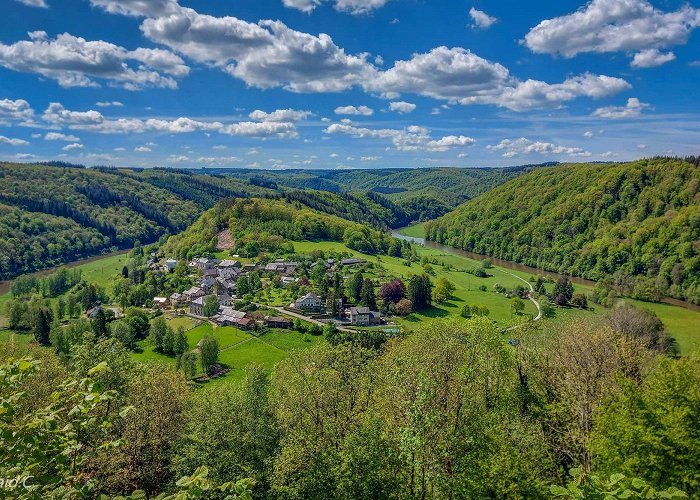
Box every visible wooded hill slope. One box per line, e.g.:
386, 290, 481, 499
163, 197, 409, 260
425, 158, 700, 304
210, 164, 550, 220
0, 163, 426, 279
0, 163, 275, 279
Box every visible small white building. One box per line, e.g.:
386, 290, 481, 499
292, 293, 323, 311
153, 297, 168, 309
166, 258, 178, 271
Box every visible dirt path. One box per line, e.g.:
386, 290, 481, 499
494, 269, 542, 321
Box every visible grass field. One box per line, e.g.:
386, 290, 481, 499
397, 223, 426, 238
132, 315, 325, 386
0, 252, 130, 326
289, 238, 700, 353
0, 330, 34, 346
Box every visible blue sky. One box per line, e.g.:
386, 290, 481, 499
0, 0, 699, 169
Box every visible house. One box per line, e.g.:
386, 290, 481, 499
166, 258, 178, 271
169, 292, 184, 306
212, 307, 252, 328
189, 257, 220, 270
292, 292, 323, 311
341, 258, 367, 267
203, 268, 219, 278
216, 277, 237, 295
216, 292, 233, 306
218, 267, 241, 280
183, 286, 205, 302
152, 297, 169, 309
218, 259, 241, 270
200, 276, 217, 292
86, 304, 102, 319
348, 307, 381, 326
189, 296, 210, 317
265, 316, 293, 329
241, 263, 258, 273
265, 260, 298, 275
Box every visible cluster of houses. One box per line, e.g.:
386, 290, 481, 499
287, 292, 382, 326
152, 255, 382, 330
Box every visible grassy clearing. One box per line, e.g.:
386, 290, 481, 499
0, 252, 129, 324
0, 330, 34, 346
396, 223, 425, 238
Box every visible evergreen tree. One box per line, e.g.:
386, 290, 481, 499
408, 274, 432, 310
174, 326, 188, 356
360, 279, 377, 309
534, 276, 546, 296
326, 289, 339, 318
163, 326, 175, 356
34, 307, 52, 345
56, 296, 66, 320
347, 271, 364, 303
553, 276, 574, 305
92, 308, 109, 338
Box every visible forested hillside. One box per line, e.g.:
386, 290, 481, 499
426, 158, 700, 304
0, 163, 275, 280
212, 164, 549, 220
164, 197, 410, 260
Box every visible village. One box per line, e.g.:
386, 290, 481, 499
151, 255, 385, 332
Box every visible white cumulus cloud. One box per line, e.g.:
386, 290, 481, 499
45, 132, 80, 142
469, 7, 497, 29
487, 137, 591, 158
0, 135, 29, 146
630, 48, 676, 68
524, 0, 700, 66
389, 101, 416, 113
334, 105, 374, 116
13, 0, 48, 8
282, 0, 391, 15
248, 108, 313, 122
325, 122, 475, 152
592, 97, 651, 119
0, 32, 189, 90
0, 98, 34, 121
367, 47, 630, 111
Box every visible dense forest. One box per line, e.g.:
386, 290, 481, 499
209, 164, 550, 219
0, 164, 419, 279
164, 197, 410, 260
3, 312, 697, 498
425, 158, 700, 304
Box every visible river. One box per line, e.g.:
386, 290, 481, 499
392, 231, 700, 313
0, 249, 130, 296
